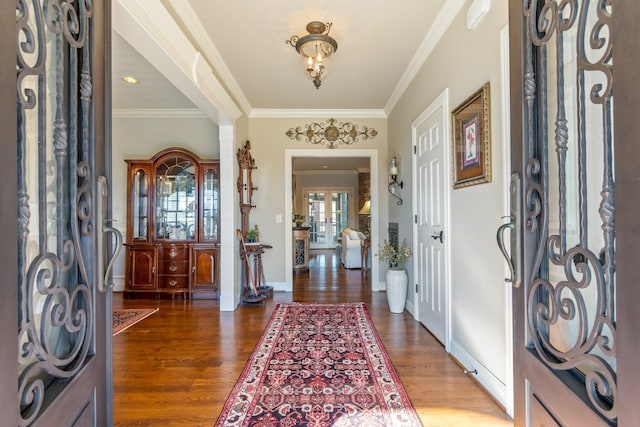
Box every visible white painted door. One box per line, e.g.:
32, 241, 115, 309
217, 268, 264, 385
413, 90, 449, 344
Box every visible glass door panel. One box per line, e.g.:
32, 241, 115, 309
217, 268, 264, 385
305, 190, 352, 249
332, 192, 350, 245
306, 192, 327, 247
132, 168, 149, 240
155, 156, 197, 240
202, 167, 219, 241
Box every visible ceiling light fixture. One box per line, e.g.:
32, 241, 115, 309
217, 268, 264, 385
286, 21, 338, 90
122, 76, 139, 84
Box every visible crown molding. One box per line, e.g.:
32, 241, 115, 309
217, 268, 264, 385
384, 0, 467, 115
293, 170, 359, 176
249, 109, 387, 119
112, 108, 208, 119
164, 0, 253, 116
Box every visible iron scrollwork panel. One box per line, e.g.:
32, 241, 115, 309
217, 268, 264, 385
16, 0, 95, 424
523, 0, 616, 421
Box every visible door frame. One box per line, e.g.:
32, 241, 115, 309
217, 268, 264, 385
498, 24, 514, 418
614, 2, 640, 424
285, 149, 380, 292
411, 88, 452, 350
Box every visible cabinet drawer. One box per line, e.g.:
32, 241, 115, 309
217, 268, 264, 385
159, 245, 189, 261
158, 275, 189, 289
159, 260, 189, 275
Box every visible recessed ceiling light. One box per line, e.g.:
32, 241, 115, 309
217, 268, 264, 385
323, 165, 328, 169
122, 76, 139, 84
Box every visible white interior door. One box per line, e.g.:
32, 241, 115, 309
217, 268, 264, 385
414, 90, 449, 345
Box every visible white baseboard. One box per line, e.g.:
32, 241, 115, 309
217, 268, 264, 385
374, 281, 387, 292
449, 339, 508, 411
268, 282, 290, 292
405, 299, 415, 317
112, 276, 125, 292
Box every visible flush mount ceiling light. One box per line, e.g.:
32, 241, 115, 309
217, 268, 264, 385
286, 21, 338, 89
122, 76, 139, 84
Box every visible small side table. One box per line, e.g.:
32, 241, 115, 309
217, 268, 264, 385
292, 227, 310, 273
361, 238, 371, 272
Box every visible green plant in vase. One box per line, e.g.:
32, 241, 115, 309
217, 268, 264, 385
376, 239, 412, 269
245, 228, 259, 243
292, 214, 305, 228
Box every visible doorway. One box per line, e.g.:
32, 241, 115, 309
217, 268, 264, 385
285, 149, 379, 292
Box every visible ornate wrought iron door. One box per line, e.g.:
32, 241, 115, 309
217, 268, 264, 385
9, 1, 112, 425
508, 0, 640, 425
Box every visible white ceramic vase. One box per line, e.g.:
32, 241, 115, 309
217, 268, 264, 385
386, 268, 407, 313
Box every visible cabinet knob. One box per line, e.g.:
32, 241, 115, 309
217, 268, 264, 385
169, 264, 177, 272
169, 279, 177, 287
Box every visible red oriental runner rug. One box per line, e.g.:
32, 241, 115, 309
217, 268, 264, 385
112, 308, 158, 336
216, 302, 422, 426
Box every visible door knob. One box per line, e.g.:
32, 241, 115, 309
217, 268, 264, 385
431, 230, 444, 243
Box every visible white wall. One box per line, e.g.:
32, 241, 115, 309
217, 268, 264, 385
388, 1, 510, 409
111, 115, 219, 290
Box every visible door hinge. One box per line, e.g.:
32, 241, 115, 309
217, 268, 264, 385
413, 145, 417, 154
415, 283, 418, 293
414, 214, 418, 223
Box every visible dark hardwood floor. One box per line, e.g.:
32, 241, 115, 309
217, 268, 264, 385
113, 249, 512, 426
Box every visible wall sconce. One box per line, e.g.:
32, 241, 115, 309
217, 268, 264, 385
388, 157, 403, 205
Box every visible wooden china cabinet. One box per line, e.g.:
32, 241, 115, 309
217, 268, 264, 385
124, 147, 220, 299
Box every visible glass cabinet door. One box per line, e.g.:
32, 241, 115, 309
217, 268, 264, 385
155, 155, 197, 240
201, 165, 219, 241
132, 168, 149, 240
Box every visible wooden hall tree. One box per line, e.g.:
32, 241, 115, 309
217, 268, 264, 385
507, 0, 640, 425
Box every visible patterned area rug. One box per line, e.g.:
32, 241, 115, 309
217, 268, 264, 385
216, 302, 422, 426
112, 308, 158, 336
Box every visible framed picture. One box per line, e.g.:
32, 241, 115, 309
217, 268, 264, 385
451, 82, 491, 189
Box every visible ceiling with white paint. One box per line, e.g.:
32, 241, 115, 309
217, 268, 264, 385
112, 0, 459, 115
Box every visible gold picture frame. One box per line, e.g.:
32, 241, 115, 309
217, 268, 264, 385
451, 82, 491, 189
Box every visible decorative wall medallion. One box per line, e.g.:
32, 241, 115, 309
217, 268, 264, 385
286, 118, 378, 149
